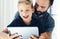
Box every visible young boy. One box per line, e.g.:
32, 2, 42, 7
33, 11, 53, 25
1, 0, 39, 39
8, 0, 37, 26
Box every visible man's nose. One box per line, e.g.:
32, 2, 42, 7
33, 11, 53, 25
37, 7, 41, 11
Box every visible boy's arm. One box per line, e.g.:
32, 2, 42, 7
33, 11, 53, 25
0, 32, 20, 39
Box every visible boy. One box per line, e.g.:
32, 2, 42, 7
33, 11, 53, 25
8, 0, 37, 26
0, 0, 39, 39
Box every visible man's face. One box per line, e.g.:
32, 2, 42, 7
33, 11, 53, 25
18, 3, 34, 21
36, 0, 50, 13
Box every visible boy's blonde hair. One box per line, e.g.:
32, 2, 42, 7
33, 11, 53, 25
18, 0, 33, 8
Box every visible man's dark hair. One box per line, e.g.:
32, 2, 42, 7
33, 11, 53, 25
50, 0, 54, 5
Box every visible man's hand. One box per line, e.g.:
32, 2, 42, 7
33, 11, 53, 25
39, 32, 51, 39
29, 32, 51, 39
0, 32, 22, 39
29, 35, 39, 39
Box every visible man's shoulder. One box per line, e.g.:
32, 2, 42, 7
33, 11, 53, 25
43, 12, 50, 17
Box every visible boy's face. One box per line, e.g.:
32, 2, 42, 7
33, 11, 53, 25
18, 3, 34, 21
36, 0, 50, 13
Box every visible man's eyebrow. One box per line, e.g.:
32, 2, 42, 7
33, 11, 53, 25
40, 6, 46, 7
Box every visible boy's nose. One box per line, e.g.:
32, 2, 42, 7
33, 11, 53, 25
23, 12, 27, 15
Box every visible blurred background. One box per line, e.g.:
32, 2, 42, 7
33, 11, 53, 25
0, 0, 60, 39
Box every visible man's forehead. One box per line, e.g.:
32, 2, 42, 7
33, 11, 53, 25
36, 0, 49, 5
37, 0, 49, 1
36, 0, 49, 3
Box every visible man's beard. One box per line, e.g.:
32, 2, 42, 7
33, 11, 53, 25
35, 10, 47, 16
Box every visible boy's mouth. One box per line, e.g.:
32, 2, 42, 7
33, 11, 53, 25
23, 15, 29, 19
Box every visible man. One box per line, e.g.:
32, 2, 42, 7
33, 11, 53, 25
29, 0, 54, 39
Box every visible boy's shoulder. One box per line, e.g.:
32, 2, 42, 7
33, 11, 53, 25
7, 18, 22, 27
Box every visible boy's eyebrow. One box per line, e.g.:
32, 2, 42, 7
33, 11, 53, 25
18, 0, 26, 1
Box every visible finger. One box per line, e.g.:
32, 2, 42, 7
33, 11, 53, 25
14, 35, 22, 38
31, 35, 39, 39
32, 35, 39, 38
10, 33, 19, 39
29, 37, 33, 39
11, 33, 18, 36
39, 36, 45, 39
15, 35, 23, 39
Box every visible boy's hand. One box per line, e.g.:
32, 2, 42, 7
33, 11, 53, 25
0, 32, 22, 39
14, 35, 22, 39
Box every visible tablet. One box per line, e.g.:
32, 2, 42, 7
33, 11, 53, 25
8, 27, 39, 39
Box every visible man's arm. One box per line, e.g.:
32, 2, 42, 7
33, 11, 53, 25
29, 32, 51, 39
29, 14, 54, 39
39, 32, 51, 39
39, 14, 55, 39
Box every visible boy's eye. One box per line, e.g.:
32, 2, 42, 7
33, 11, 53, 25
21, 10, 23, 12
26, 10, 29, 11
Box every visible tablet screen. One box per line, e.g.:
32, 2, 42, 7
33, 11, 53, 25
8, 27, 39, 39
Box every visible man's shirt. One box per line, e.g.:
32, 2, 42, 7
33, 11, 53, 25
34, 12, 55, 33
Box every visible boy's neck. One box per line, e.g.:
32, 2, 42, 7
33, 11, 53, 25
23, 18, 32, 25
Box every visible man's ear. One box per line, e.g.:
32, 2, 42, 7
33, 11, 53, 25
32, 8, 35, 13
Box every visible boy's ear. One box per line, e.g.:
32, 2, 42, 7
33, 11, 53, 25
17, 4, 19, 9
48, 4, 51, 8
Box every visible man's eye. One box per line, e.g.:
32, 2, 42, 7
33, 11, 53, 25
36, 3, 39, 7
41, 6, 45, 8
21, 10, 23, 12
